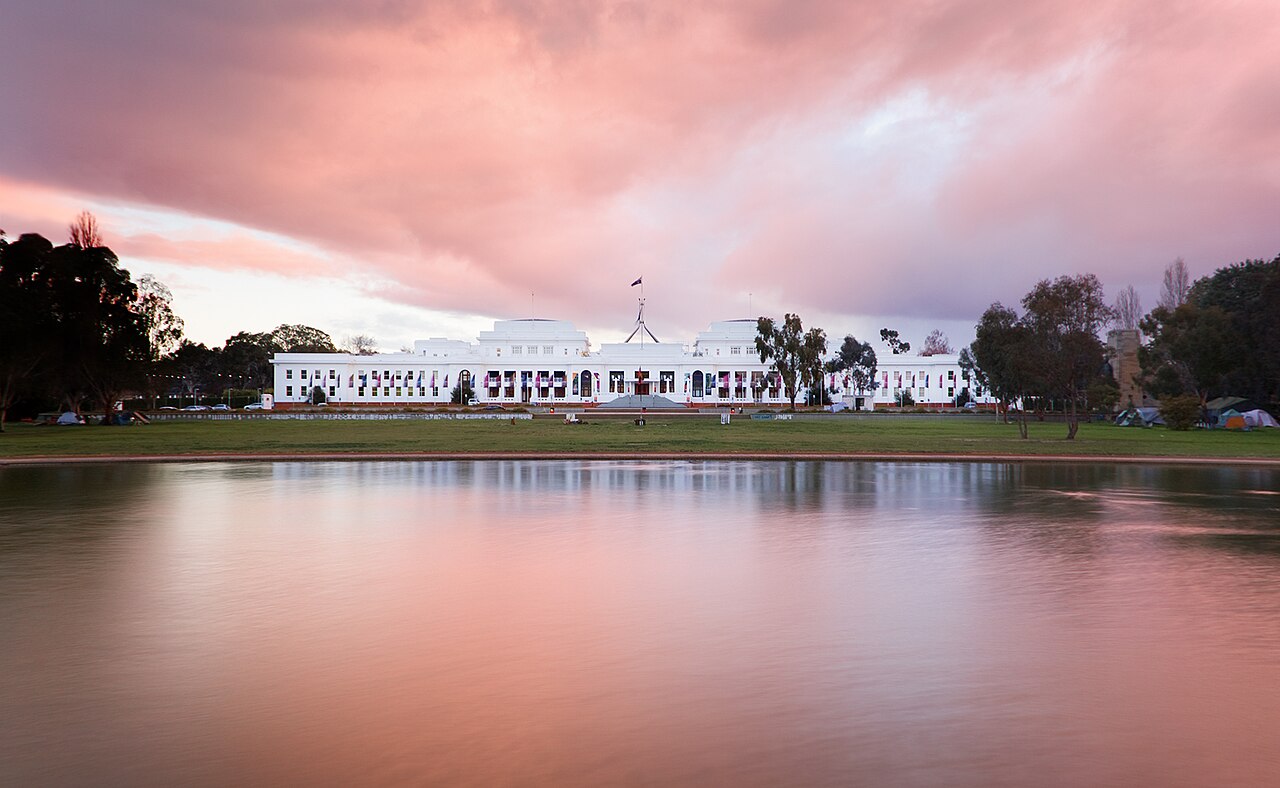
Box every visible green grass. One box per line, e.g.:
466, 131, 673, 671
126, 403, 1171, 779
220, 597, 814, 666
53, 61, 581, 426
2, 415, 1279, 460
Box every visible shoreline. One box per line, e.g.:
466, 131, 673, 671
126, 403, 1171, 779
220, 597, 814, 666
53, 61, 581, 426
3, 451, 1279, 467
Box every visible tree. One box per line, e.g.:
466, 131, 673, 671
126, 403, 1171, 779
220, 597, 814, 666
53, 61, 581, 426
68, 211, 103, 249
272, 324, 336, 353
342, 334, 378, 355
919, 329, 954, 356
1159, 395, 1201, 430
1186, 255, 1280, 404
1137, 303, 1238, 403
449, 380, 475, 405
799, 326, 828, 407
169, 340, 222, 402
970, 303, 1036, 437
1021, 274, 1114, 440
830, 335, 878, 395
756, 314, 806, 410
221, 331, 278, 390
879, 328, 911, 354
44, 242, 149, 416
136, 274, 184, 408
1159, 257, 1190, 311
957, 346, 986, 400
1137, 255, 1280, 408
1112, 285, 1142, 331
0, 234, 57, 430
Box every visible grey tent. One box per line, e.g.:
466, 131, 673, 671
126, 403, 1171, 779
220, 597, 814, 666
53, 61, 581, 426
1242, 409, 1279, 428
56, 411, 83, 425
1115, 407, 1164, 427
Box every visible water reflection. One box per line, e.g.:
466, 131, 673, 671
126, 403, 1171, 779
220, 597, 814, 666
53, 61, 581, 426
2, 460, 1279, 786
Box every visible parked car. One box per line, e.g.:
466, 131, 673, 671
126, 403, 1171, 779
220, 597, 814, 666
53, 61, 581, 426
468, 398, 479, 405
182, 405, 210, 411
243, 403, 265, 411
963, 402, 977, 410
159, 406, 177, 411
212, 404, 231, 411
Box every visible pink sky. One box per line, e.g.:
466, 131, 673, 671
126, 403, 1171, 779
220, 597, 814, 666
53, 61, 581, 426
2, 1, 1278, 349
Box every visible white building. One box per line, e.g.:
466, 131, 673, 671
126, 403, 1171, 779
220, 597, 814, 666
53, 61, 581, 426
271, 318, 987, 409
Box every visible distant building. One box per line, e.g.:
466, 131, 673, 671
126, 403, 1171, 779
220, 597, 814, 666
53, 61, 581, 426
270, 318, 990, 409
1107, 329, 1151, 409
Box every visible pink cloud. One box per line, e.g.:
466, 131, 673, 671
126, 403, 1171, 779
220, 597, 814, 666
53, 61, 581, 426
1, 1, 1278, 338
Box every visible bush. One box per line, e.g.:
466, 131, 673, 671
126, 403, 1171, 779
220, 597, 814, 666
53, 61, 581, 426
1160, 395, 1201, 431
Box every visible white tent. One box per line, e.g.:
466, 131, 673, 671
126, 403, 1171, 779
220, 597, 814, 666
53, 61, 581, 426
56, 411, 83, 425
1242, 409, 1279, 428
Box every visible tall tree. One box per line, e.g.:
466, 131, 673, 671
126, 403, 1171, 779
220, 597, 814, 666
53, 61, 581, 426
919, 329, 954, 356
1139, 304, 1239, 405
957, 346, 986, 400
136, 274, 184, 408
1158, 257, 1191, 311
272, 324, 336, 353
68, 211, 103, 249
1112, 285, 1142, 331
45, 242, 149, 416
0, 234, 56, 430
879, 328, 911, 354
799, 326, 828, 406
970, 304, 1036, 436
830, 335, 878, 395
1021, 274, 1114, 439
756, 314, 806, 410
1189, 255, 1280, 403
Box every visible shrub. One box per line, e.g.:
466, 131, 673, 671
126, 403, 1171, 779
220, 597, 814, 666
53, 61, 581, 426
1160, 395, 1201, 431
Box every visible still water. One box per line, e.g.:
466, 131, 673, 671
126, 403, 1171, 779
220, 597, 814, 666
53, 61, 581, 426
2, 460, 1279, 786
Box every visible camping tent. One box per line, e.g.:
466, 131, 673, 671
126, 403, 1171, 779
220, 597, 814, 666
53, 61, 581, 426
1217, 409, 1247, 430
1205, 396, 1261, 421
56, 411, 83, 425
1115, 407, 1164, 427
1242, 409, 1279, 429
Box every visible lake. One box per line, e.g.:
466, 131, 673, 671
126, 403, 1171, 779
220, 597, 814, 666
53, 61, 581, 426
2, 460, 1279, 786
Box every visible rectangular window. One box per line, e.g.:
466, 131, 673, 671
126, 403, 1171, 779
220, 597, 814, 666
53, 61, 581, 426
396, 387, 402, 397
329, 369, 335, 378
328, 386, 335, 397
286, 369, 293, 379
948, 387, 955, 398
358, 387, 366, 396
286, 386, 293, 396
543, 345, 553, 355
527, 346, 537, 354
731, 346, 742, 355
512, 346, 522, 355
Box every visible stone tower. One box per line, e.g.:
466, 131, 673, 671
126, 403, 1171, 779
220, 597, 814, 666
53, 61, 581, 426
1106, 329, 1150, 410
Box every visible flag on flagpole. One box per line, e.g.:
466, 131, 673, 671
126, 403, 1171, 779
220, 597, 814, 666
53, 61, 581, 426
443, 374, 449, 388
630, 277, 642, 286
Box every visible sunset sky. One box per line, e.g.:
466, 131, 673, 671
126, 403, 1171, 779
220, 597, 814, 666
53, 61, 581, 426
3, 1, 1278, 352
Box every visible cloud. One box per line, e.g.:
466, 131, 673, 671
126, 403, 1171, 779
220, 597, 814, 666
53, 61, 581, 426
2, 0, 1278, 342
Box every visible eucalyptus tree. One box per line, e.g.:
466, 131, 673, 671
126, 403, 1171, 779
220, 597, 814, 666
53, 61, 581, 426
0, 234, 56, 430
756, 314, 805, 410
830, 335, 878, 396
1020, 274, 1114, 439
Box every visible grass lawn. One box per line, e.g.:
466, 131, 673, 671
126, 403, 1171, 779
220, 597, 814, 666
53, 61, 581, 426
2, 415, 1279, 460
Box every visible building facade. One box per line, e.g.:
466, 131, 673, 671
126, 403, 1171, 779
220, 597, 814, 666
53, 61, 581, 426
271, 318, 988, 409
